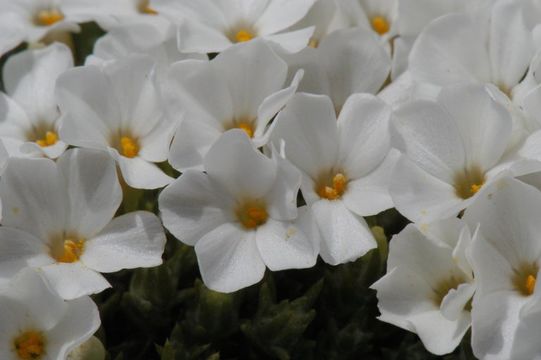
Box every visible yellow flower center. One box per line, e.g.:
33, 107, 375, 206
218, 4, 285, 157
120, 136, 140, 158
513, 263, 539, 296
139, 0, 158, 14
35, 131, 58, 147
35, 9, 64, 27
432, 275, 467, 306
234, 29, 254, 43
371, 16, 390, 35
454, 166, 485, 199
237, 122, 254, 138
53, 238, 85, 263
224, 118, 256, 138
316, 172, 348, 200
308, 37, 319, 48
236, 200, 268, 229
13, 330, 46, 360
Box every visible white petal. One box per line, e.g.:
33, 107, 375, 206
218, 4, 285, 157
0, 12, 25, 57
262, 26, 315, 53
255, 0, 315, 35
212, 40, 288, 118
440, 283, 475, 321
464, 177, 541, 269
318, 27, 391, 108
39, 262, 111, 300
195, 223, 266, 293
204, 129, 277, 198
57, 148, 121, 238
409, 14, 491, 86
270, 93, 338, 178
390, 157, 464, 223
46, 296, 100, 359
343, 149, 398, 216
489, 0, 532, 90
4, 43, 73, 123
159, 170, 234, 246
437, 84, 512, 170
82, 211, 166, 273
0, 157, 66, 241
392, 99, 465, 183
337, 93, 391, 179
256, 215, 317, 271
0, 227, 50, 281
57, 66, 119, 149
312, 199, 376, 265
114, 152, 173, 189
177, 17, 232, 53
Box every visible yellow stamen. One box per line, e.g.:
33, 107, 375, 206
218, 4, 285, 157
526, 274, 536, 296
317, 172, 348, 200
308, 37, 319, 48
454, 166, 485, 199
139, 0, 158, 14
237, 122, 254, 138
235, 29, 254, 43
35, 131, 58, 147
432, 275, 467, 306
14, 330, 46, 360
36, 9, 64, 27
236, 200, 268, 229
120, 136, 139, 158
371, 16, 390, 35
55, 238, 85, 263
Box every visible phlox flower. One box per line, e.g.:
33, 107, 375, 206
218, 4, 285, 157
270, 93, 396, 265
0, 0, 80, 54
0, 148, 166, 299
390, 84, 536, 223
151, 0, 316, 53
86, 21, 206, 83
159, 130, 319, 293
56, 56, 174, 189
336, 0, 398, 39
0, 43, 71, 159
409, 0, 533, 101
166, 40, 302, 172
281, 27, 390, 113
0, 269, 100, 360
464, 177, 541, 359
372, 218, 475, 355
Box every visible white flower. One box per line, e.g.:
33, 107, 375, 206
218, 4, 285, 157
0, 43, 72, 159
270, 93, 396, 265
65, 0, 164, 30
281, 27, 390, 112
56, 56, 174, 189
166, 40, 302, 172
336, 0, 398, 38
0, 269, 100, 359
159, 130, 319, 293
86, 21, 206, 83
390, 84, 536, 223
371, 218, 475, 355
464, 177, 541, 359
0, 0, 82, 50
152, 0, 316, 53
0, 148, 166, 299
409, 0, 533, 100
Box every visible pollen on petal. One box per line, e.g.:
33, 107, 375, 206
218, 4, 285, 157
371, 16, 390, 35
513, 262, 539, 296
120, 136, 140, 158
235, 29, 254, 43
308, 37, 319, 48
317, 172, 348, 200
54, 238, 85, 263
236, 200, 268, 230
526, 275, 536, 295
35, 9, 64, 27
139, 0, 158, 14
35, 131, 58, 147
13, 330, 46, 360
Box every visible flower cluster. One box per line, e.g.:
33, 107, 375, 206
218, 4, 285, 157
1, 0, 541, 358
